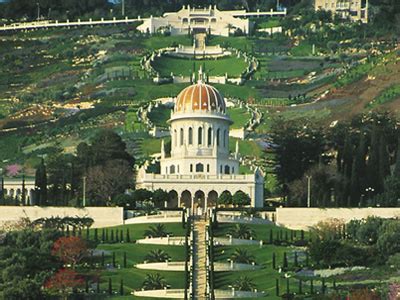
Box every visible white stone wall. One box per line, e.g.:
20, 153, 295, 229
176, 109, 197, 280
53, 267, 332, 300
276, 207, 400, 230
0, 206, 124, 228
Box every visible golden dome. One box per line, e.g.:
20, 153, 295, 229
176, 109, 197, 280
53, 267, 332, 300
175, 82, 226, 113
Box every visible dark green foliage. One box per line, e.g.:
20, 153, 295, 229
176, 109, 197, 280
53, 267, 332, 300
108, 278, 112, 295
34, 158, 47, 205
283, 252, 288, 269
112, 252, 116, 267
298, 279, 302, 294
272, 252, 276, 269
120, 229, 123, 242
275, 278, 279, 296
94, 228, 98, 242
120, 279, 124, 295
101, 252, 105, 267
126, 229, 131, 242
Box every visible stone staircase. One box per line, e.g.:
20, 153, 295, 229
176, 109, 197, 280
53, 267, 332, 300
192, 217, 207, 299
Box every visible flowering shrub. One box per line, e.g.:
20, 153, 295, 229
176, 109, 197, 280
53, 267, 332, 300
5, 164, 22, 177
44, 268, 83, 298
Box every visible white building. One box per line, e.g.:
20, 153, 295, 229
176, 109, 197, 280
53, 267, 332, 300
138, 5, 287, 36
136, 74, 264, 213
314, 0, 368, 23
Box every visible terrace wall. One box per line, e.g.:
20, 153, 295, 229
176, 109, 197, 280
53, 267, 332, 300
276, 207, 400, 230
0, 206, 124, 228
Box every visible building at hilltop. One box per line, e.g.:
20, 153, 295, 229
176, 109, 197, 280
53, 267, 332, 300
314, 0, 368, 23
136, 72, 264, 214
137, 5, 286, 36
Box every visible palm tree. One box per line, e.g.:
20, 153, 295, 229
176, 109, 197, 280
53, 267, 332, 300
230, 248, 256, 264
227, 224, 256, 240
142, 273, 168, 290
144, 249, 171, 263
232, 276, 257, 291
143, 224, 171, 238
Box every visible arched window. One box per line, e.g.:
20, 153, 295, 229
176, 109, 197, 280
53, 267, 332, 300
223, 130, 227, 147
177, 165, 180, 173
207, 164, 210, 172
180, 128, 184, 146
220, 165, 223, 173
208, 127, 212, 146
174, 130, 177, 147
198, 127, 203, 145
217, 129, 220, 146
170, 165, 176, 174
224, 165, 230, 174
188, 127, 193, 145
190, 164, 193, 172
196, 163, 204, 172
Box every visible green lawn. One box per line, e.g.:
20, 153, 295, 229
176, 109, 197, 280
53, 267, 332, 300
87, 223, 186, 298
213, 223, 312, 299
227, 107, 251, 129
229, 138, 263, 159
151, 56, 247, 77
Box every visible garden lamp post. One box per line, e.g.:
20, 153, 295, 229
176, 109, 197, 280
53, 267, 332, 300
365, 187, 375, 206
306, 175, 312, 207
82, 176, 87, 207
36, 2, 40, 21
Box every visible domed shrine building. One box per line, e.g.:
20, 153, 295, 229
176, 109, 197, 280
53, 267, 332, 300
136, 79, 264, 213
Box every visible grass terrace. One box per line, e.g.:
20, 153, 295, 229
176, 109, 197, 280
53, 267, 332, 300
151, 55, 248, 77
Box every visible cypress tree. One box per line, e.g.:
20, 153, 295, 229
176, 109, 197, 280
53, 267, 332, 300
269, 229, 273, 244
120, 230, 123, 242
72, 227, 76, 237
106, 229, 109, 241
342, 133, 354, 178
101, 252, 105, 267
112, 252, 116, 267
310, 280, 314, 294
0, 176, 4, 204
85, 278, 89, 293
272, 252, 276, 269
86, 227, 90, 241
300, 230, 304, 240
108, 278, 112, 295
101, 228, 105, 242
111, 230, 114, 242
290, 230, 294, 241
120, 279, 124, 295
280, 230, 283, 241
96, 281, 100, 293
283, 252, 288, 269
322, 278, 326, 294
66, 226, 70, 237
393, 142, 400, 177
123, 252, 127, 268
367, 126, 381, 192
379, 136, 391, 191
306, 252, 309, 266
34, 158, 47, 206
286, 278, 290, 296
126, 229, 131, 242
298, 279, 302, 294
285, 231, 288, 241
275, 279, 279, 296
21, 174, 26, 206
294, 252, 298, 267
94, 228, 98, 242
350, 134, 367, 206
116, 230, 119, 242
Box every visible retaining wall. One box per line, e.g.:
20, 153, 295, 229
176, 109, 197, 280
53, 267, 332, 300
276, 207, 400, 230
0, 206, 124, 228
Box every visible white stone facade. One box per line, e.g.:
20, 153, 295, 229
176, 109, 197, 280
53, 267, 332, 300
314, 0, 368, 23
136, 80, 264, 211
137, 5, 286, 36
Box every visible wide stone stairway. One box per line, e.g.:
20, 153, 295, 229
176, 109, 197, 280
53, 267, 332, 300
192, 217, 208, 299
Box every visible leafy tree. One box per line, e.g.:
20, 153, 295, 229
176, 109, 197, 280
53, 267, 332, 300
232, 276, 256, 291
232, 191, 251, 206
376, 175, 400, 206
142, 273, 168, 290
3, 278, 44, 300
144, 249, 171, 263
143, 224, 170, 238
377, 220, 400, 257
34, 158, 47, 206
355, 216, 383, 245
152, 189, 169, 208
230, 248, 255, 264
227, 224, 255, 240
86, 159, 134, 205
218, 191, 232, 206
51, 236, 88, 268
44, 269, 83, 300
112, 193, 135, 208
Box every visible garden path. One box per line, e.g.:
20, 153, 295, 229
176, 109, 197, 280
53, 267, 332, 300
192, 217, 207, 299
